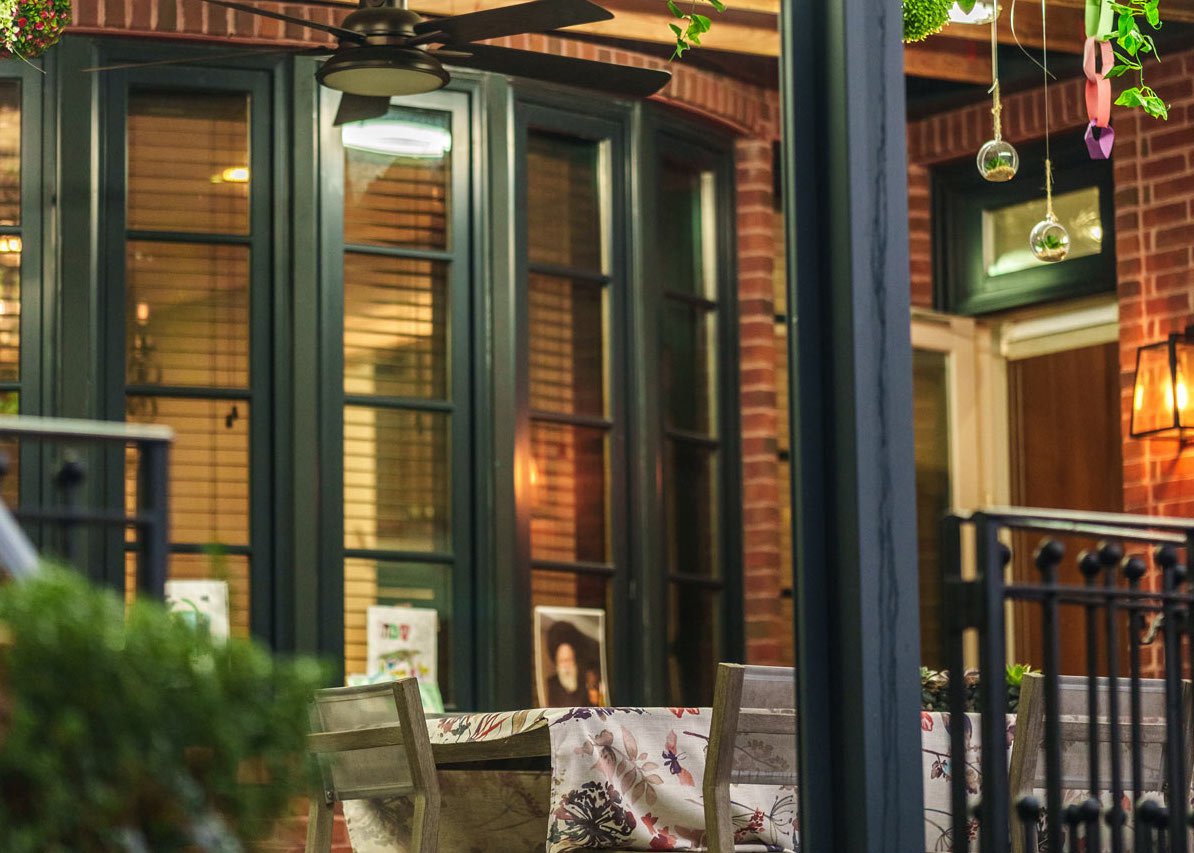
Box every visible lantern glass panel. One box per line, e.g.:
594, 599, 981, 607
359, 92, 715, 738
1133, 342, 1180, 435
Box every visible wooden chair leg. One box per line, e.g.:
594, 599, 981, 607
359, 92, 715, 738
408, 791, 441, 853
305, 794, 334, 853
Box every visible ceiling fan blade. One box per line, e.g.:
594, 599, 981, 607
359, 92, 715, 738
412, 0, 612, 45
334, 93, 392, 126
195, 0, 366, 43
81, 46, 329, 73
444, 43, 670, 98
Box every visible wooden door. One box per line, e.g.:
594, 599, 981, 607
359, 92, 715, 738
1008, 341, 1123, 673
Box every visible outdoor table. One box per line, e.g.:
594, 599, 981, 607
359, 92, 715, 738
343, 706, 797, 852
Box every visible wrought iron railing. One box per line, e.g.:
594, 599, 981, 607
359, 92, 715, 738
0, 415, 171, 596
944, 507, 1194, 853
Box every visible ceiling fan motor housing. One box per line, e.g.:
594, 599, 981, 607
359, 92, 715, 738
316, 4, 452, 97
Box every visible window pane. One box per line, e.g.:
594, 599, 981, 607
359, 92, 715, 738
344, 405, 451, 552
343, 108, 452, 251
664, 301, 718, 436
913, 350, 951, 669
0, 391, 18, 507
127, 90, 250, 234
665, 439, 719, 577
0, 241, 19, 381
668, 582, 720, 706
344, 558, 453, 704
659, 161, 715, 300
126, 396, 250, 546
0, 82, 20, 227
530, 421, 608, 564
344, 253, 449, 400
984, 186, 1102, 276
527, 133, 602, 272
125, 550, 250, 638
529, 274, 605, 417
531, 569, 607, 610
126, 241, 249, 388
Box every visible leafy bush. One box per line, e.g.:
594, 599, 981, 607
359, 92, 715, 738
0, 568, 328, 852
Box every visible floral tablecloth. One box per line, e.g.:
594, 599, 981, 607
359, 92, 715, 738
343, 706, 798, 852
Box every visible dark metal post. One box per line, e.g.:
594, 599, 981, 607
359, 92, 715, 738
136, 440, 169, 597
1103, 547, 1126, 853
781, 0, 924, 845
1155, 545, 1187, 852
1079, 550, 1103, 847
1124, 553, 1147, 853
977, 515, 1010, 853
1036, 539, 1064, 853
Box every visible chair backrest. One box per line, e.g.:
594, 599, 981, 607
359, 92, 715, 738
1008, 673, 1194, 853
308, 678, 436, 803
704, 663, 797, 853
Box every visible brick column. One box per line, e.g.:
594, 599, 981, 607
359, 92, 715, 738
735, 137, 783, 665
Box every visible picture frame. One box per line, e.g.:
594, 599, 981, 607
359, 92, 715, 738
533, 605, 609, 708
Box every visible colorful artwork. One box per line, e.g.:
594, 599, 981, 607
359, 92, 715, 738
366, 605, 438, 684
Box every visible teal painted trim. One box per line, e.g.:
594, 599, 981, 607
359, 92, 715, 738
291, 55, 323, 657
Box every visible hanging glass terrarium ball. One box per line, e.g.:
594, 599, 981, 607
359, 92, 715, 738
976, 138, 1020, 182
1030, 215, 1070, 263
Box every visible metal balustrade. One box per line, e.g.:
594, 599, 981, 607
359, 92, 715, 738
944, 508, 1194, 853
0, 415, 171, 596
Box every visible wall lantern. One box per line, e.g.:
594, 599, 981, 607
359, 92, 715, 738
1131, 325, 1194, 441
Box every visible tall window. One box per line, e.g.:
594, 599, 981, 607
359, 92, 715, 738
119, 84, 265, 636
0, 80, 22, 507
339, 101, 469, 706
526, 131, 613, 612
659, 156, 727, 705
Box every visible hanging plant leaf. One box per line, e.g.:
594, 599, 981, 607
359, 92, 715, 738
956, 0, 978, 13
903, 0, 953, 43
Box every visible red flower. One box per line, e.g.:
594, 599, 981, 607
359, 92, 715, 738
921, 711, 934, 731
16, 18, 25, 26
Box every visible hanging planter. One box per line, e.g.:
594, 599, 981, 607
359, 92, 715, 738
903, 0, 953, 43
0, 0, 70, 60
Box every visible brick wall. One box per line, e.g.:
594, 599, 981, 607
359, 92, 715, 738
907, 49, 1194, 531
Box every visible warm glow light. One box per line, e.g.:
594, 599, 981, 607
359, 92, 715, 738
1134, 381, 1145, 411
1178, 378, 1189, 411
136, 301, 150, 325
1088, 224, 1104, 243
0, 236, 22, 254
212, 167, 250, 184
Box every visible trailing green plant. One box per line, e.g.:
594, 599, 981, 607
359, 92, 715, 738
665, 0, 725, 59
1105, 0, 1169, 119
0, 567, 328, 852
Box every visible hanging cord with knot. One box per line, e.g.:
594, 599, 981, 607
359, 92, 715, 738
990, 2, 1003, 139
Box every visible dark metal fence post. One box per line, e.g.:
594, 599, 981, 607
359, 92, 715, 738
136, 440, 169, 597
977, 514, 1010, 853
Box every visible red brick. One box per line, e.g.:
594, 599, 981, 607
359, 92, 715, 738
1142, 200, 1187, 230
1152, 173, 1194, 203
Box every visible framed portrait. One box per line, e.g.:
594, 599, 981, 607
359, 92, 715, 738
534, 606, 609, 708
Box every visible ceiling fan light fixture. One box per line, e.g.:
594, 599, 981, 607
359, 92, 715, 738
316, 47, 450, 97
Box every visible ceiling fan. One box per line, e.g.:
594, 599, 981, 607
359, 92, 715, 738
190, 0, 672, 125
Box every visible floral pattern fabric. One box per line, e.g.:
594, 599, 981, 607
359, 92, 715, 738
342, 707, 797, 852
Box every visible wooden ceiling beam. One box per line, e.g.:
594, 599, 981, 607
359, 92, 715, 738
945, 4, 1087, 54
905, 38, 993, 83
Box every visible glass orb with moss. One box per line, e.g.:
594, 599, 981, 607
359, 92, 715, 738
977, 138, 1019, 182
1030, 215, 1070, 263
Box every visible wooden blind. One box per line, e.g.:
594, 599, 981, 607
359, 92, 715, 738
341, 107, 456, 686
123, 90, 253, 637
127, 92, 249, 234
527, 134, 601, 271
0, 83, 19, 227
343, 253, 448, 399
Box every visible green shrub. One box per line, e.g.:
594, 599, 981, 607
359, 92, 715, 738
0, 568, 328, 852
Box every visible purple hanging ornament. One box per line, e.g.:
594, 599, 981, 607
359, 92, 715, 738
1085, 121, 1115, 160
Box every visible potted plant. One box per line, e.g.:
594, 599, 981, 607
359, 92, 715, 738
0, 567, 326, 851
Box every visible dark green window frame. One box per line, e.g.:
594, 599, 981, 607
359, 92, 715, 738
38, 37, 743, 709
933, 131, 1117, 316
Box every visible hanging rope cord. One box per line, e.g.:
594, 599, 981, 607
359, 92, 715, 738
1042, 0, 1055, 220
990, 2, 1003, 139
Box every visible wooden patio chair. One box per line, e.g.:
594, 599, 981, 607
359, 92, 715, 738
703, 663, 798, 853
1007, 672, 1194, 853
306, 678, 440, 853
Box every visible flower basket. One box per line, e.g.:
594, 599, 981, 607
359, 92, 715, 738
0, 0, 70, 60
